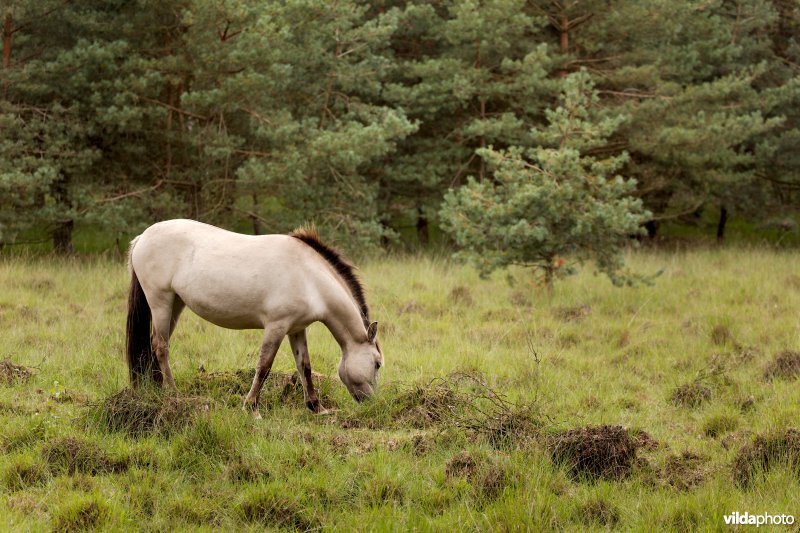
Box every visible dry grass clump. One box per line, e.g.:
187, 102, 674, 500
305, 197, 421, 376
763, 351, 800, 381
449, 286, 474, 306
671, 382, 712, 408
548, 425, 640, 480
0, 359, 33, 385
554, 304, 591, 322
393, 372, 544, 447
92, 388, 208, 437
710, 324, 733, 346
2, 461, 48, 491
53, 497, 109, 532
733, 428, 800, 487
703, 413, 738, 438
237, 488, 318, 530
444, 450, 508, 500
42, 436, 128, 475
661, 451, 708, 491
395, 379, 463, 428
186, 369, 336, 410
580, 497, 620, 527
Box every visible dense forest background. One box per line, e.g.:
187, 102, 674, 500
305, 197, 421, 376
2, 0, 799, 263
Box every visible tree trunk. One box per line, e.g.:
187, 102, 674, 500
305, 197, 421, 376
716, 205, 728, 242
53, 220, 74, 255
52, 173, 74, 255
416, 207, 429, 246
251, 192, 262, 235
644, 220, 658, 239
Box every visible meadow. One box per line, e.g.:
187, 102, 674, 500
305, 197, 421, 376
1, 246, 799, 531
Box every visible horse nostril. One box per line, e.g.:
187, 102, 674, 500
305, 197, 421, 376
375, 361, 382, 370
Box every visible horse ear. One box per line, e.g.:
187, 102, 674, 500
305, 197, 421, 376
367, 321, 378, 343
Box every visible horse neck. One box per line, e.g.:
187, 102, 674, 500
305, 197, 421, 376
322, 297, 367, 352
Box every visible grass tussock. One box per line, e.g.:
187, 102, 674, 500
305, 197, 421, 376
548, 425, 640, 481
661, 451, 708, 491
237, 487, 318, 530
42, 436, 128, 475
445, 450, 508, 500
733, 428, 800, 487
671, 381, 712, 408
186, 369, 337, 410
763, 350, 800, 381
52, 495, 110, 532
92, 388, 209, 437
2, 459, 48, 491
0, 359, 33, 385
340, 371, 544, 448
579, 497, 620, 527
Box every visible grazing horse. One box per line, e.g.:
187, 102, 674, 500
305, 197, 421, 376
125, 219, 382, 416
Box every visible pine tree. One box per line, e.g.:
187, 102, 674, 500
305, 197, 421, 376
440, 71, 648, 285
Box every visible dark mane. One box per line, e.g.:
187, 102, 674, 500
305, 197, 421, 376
289, 226, 369, 325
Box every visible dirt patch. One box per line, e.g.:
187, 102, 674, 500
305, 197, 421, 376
548, 425, 640, 481
661, 451, 708, 491
0, 359, 33, 385
710, 325, 733, 346
632, 429, 661, 450
671, 382, 712, 408
449, 286, 474, 306
43, 436, 128, 475
93, 388, 209, 437
733, 428, 800, 487
554, 304, 591, 322
763, 351, 800, 381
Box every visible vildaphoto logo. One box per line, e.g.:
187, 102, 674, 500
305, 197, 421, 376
723, 512, 795, 527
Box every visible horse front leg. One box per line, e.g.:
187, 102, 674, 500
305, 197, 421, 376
243, 326, 285, 419
289, 329, 326, 414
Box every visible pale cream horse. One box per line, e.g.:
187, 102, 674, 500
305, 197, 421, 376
126, 219, 383, 416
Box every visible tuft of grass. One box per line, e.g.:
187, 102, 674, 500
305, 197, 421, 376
548, 425, 640, 481
763, 350, 800, 381
579, 496, 620, 527
0, 359, 33, 385
42, 436, 128, 475
90, 387, 208, 437
702, 413, 739, 438
237, 486, 318, 530
52, 494, 110, 532
2, 457, 48, 491
671, 382, 712, 408
661, 451, 708, 491
733, 428, 800, 487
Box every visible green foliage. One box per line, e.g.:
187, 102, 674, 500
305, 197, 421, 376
440, 72, 648, 284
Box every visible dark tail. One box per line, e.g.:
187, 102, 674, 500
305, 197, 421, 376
126, 269, 162, 386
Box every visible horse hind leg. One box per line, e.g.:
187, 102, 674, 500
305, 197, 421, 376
289, 329, 325, 414
149, 293, 179, 390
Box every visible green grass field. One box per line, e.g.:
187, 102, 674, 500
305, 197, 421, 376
1, 248, 799, 531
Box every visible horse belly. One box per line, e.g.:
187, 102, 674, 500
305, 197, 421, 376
175, 276, 267, 330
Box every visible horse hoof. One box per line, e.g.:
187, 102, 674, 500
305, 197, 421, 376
315, 407, 334, 416
250, 409, 263, 420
